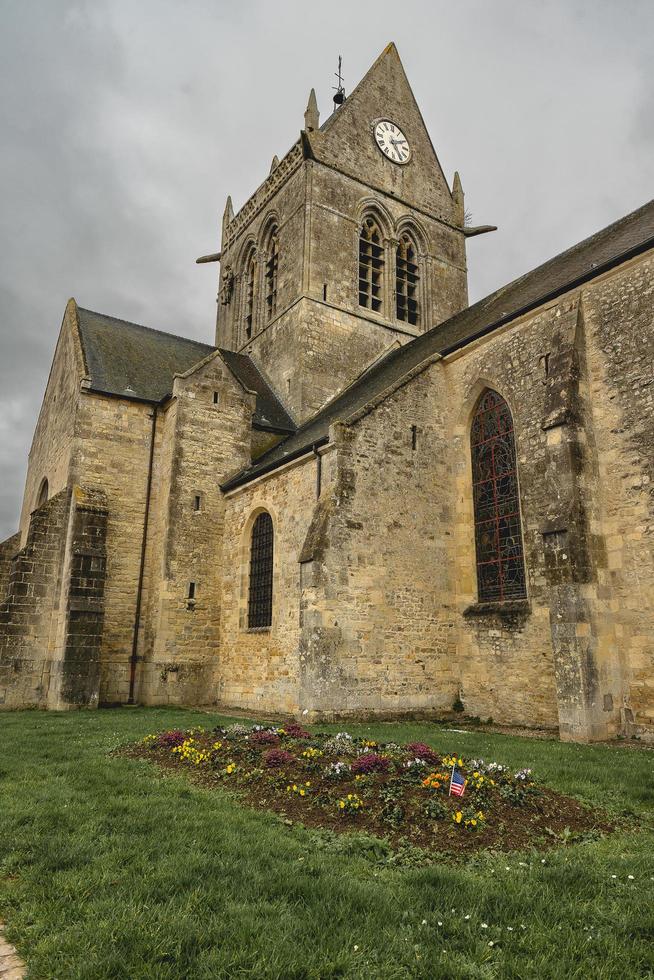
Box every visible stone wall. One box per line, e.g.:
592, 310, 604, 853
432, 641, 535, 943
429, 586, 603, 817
0, 489, 71, 707
19, 301, 83, 541
72, 393, 154, 704
0, 486, 108, 710
218, 454, 323, 715
297, 373, 461, 720
135, 352, 255, 705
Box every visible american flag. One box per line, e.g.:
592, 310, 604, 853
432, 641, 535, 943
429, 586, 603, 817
449, 767, 467, 797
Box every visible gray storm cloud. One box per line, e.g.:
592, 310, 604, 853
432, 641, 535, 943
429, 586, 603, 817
0, 0, 652, 538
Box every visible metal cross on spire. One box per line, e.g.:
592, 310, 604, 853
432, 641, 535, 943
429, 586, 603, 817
332, 55, 346, 106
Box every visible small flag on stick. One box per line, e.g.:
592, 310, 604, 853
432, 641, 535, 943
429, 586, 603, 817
449, 766, 467, 798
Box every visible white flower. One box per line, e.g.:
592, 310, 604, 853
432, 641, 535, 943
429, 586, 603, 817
481, 923, 488, 929
611, 875, 617, 879
628, 875, 635, 880
437, 921, 443, 927
464, 914, 470, 920
421, 920, 427, 926
507, 927, 514, 932
353, 945, 359, 951
488, 941, 494, 947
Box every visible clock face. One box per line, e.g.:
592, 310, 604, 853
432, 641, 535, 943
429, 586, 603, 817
373, 120, 411, 164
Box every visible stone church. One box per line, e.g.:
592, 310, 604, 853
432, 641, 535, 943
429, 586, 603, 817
1, 44, 652, 743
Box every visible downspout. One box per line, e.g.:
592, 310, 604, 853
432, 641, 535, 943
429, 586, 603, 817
128, 403, 158, 704
313, 443, 322, 498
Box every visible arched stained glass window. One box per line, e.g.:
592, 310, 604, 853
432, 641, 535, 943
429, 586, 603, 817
471, 390, 527, 602
264, 231, 279, 321
248, 512, 274, 628
396, 234, 419, 325
358, 217, 384, 313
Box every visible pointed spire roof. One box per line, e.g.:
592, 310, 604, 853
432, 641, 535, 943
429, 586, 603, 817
222, 195, 234, 238
304, 88, 319, 131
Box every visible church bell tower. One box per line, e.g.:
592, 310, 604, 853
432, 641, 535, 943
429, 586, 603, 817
214, 43, 471, 423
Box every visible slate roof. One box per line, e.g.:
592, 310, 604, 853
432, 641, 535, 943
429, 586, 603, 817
76, 307, 295, 431
222, 199, 654, 491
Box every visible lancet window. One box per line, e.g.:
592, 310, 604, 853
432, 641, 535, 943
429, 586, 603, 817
358, 216, 384, 313
243, 250, 257, 340
264, 230, 279, 322
470, 390, 527, 602
396, 233, 420, 325
248, 512, 274, 629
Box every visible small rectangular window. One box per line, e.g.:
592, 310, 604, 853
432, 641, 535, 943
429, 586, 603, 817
411, 424, 418, 450
213, 391, 219, 405
188, 582, 196, 600
194, 495, 201, 511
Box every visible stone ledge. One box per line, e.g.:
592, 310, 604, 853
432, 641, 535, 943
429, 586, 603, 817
463, 599, 532, 618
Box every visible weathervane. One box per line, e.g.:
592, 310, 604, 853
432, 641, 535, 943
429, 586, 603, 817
332, 55, 346, 107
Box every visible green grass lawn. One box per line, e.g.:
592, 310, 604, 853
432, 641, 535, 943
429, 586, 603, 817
1, 708, 653, 979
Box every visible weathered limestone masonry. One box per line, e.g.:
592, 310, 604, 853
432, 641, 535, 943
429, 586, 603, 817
0, 486, 108, 709
134, 353, 256, 705
0, 44, 652, 743
218, 456, 324, 715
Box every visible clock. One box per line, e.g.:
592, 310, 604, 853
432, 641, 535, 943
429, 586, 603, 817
373, 119, 411, 164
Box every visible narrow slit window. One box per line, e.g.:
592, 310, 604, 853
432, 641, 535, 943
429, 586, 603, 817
264, 231, 279, 321
248, 512, 274, 628
194, 495, 201, 512
213, 391, 219, 405
471, 390, 527, 603
188, 582, 196, 600
358, 217, 384, 313
396, 234, 420, 325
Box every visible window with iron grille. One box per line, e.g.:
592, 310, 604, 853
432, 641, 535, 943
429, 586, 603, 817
264, 231, 279, 321
358, 217, 384, 313
471, 390, 527, 602
248, 512, 273, 628
396, 234, 419, 325
243, 251, 256, 340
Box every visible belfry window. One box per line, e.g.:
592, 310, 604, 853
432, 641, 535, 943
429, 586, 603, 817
264, 231, 279, 321
243, 251, 256, 340
358, 217, 384, 313
471, 390, 527, 602
248, 512, 274, 629
396, 234, 419, 325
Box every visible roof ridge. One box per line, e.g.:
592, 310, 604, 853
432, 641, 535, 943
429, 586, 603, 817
77, 306, 215, 350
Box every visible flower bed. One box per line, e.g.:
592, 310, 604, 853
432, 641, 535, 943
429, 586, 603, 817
130, 724, 611, 855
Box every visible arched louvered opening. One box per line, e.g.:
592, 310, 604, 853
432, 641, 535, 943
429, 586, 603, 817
471, 390, 527, 602
396, 233, 420, 325
264, 230, 279, 322
243, 249, 257, 340
247, 511, 274, 628
358, 216, 384, 313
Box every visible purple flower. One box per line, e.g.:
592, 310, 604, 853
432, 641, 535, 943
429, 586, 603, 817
263, 748, 295, 768
351, 753, 390, 775
156, 730, 186, 749
251, 731, 280, 746
405, 742, 439, 765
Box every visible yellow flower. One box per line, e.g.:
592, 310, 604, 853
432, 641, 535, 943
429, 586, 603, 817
293, 785, 298, 791
454, 811, 463, 824
299, 790, 305, 797
339, 801, 345, 809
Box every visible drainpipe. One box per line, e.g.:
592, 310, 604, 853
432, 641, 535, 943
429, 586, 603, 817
313, 443, 322, 499
128, 404, 158, 704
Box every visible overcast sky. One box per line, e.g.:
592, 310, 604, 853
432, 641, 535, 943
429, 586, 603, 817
0, 0, 652, 538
